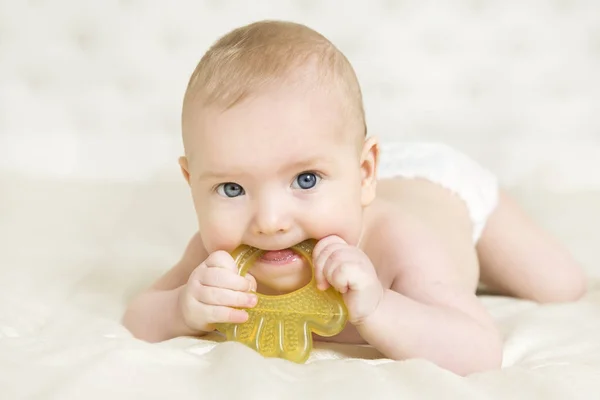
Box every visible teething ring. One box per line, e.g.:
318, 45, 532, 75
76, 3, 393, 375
215, 239, 348, 363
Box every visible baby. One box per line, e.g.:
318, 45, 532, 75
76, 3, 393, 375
122, 20, 586, 375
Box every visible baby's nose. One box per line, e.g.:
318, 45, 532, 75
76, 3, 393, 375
252, 200, 291, 236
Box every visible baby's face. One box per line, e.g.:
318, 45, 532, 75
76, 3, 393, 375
181, 83, 377, 293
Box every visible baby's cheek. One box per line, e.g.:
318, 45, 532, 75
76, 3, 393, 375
309, 200, 362, 246
201, 226, 240, 253
200, 210, 245, 253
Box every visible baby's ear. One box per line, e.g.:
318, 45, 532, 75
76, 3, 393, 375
178, 156, 191, 185
359, 136, 379, 207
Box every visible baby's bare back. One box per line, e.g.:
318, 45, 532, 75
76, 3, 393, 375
368, 176, 585, 304
369, 177, 480, 289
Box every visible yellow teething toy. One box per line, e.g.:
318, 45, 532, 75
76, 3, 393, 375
215, 239, 348, 363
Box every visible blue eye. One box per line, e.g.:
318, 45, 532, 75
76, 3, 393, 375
216, 182, 245, 198
293, 172, 320, 190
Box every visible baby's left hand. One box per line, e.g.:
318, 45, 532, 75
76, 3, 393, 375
313, 235, 384, 325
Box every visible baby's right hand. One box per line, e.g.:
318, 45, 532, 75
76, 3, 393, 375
179, 250, 258, 333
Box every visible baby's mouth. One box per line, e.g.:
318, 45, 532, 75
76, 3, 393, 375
257, 247, 304, 266
259, 248, 298, 263
252, 239, 316, 266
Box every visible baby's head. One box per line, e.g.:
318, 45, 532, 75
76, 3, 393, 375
179, 20, 379, 292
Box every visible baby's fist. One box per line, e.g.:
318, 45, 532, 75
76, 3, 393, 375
179, 251, 258, 333
313, 235, 383, 325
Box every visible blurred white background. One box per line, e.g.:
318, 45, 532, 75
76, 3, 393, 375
0, 1, 599, 281
1, 0, 599, 188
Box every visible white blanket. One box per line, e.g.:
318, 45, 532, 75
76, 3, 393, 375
2, 178, 600, 399
2, 0, 600, 398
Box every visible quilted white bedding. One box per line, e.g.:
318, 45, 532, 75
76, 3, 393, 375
1, 1, 600, 399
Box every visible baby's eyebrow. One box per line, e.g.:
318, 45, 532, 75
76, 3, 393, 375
196, 156, 326, 181
281, 156, 326, 172
196, 170, 243, 181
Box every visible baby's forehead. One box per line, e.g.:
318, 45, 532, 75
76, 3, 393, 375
190, 117, 358, 171
197, 83, 347, 128
184, 78, 364, 168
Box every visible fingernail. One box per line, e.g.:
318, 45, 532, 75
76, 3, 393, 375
239, 311, 249, 322
248, 295, 257, 306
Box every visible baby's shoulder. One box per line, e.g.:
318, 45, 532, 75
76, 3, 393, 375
363, 197, 431, 242
361, 200, 435, 275
362, 195, 479, 290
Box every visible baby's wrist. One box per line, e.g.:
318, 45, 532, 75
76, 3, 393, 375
353, 289, 389, 334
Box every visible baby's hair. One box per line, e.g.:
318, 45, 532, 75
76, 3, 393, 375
182, 20, 366, 135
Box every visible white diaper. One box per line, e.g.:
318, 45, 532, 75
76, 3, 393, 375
377, 142, 499, 243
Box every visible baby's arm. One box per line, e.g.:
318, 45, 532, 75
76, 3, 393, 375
122, 232, 207, 342
356, 221, 503, 376
123, 231, 258, 342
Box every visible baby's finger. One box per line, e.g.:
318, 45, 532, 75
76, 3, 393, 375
313, 235, 347, 260
246, 273, 258, 292
323, 252, 355, 293
197, 286, 258, 308
313, 236, 348, 270
199, 266, 252, 291
204, 304, 250, 325
314, 242, 347, 290
327, 263, 355, 294
204, 250, 239, 273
